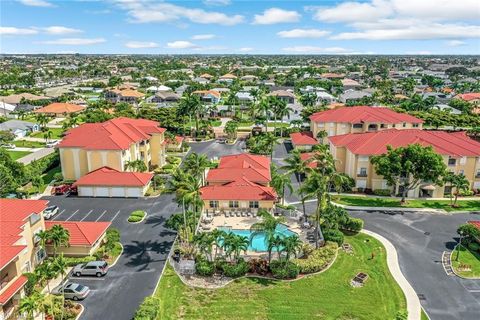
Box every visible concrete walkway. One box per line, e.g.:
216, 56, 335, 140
17, 147, 55, 164
362, 229, 422, 320
18, 136, 47, 142
333, 202, 447, 214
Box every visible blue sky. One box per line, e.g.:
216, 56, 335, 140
1, 0, 479, 54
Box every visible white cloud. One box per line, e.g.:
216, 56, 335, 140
313, 0, 392, 23
18, 0, 55, 7
166, 41, 198, 49
203, 0, 231, 6
192, 34, 216, 40
114, 1, 244, 26
0, 27, 38, 35
238, 47, 254, 52
42, 26, 83, 35
253, 8, 301, 25
277, 28, 330, 38
446, 40, 467, 47
39, 38, 106, 45
125, 41, 159, 48
282, 46, 351, 54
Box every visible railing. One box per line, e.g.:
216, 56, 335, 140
357, 173, 368, 177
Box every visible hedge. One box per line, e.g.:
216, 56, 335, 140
64, 256, 96, 267
134, 296, 161, 320
323, 229, 345, 246
128, 210, 146, 222
342, 218, 364, 233
195, 259, 215, 276
270, 260, 299, 279
373, 189, 392, 196
293, 242, 338, 274
221, 258, 249, 278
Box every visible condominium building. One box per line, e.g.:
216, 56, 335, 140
328, 129, 480, 198
310, 106, 423, 142
200, 154, 277, 212
57, 117, 166, 180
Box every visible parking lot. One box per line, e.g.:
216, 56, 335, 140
42, 194, 178, 320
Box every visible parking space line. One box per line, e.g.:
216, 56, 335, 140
53, 209, 66, 220
95, 210, 108, 222
80, 210, 93, 222
110, 210, 121, 222
65, 209, 79, 221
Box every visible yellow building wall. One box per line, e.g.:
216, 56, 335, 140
60, 148, 75, 180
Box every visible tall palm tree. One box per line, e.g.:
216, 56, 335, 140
184, 152, 210, 185
193, 232, 215, 262
273, 98, 292, 137
178, 93, 203, 138
444, 173, 470, 207
229, 235, 249, 262
49, 225, 70, 257
282, 235, 303, 261
224, 120, 239, 140
271, 165, 293, 205
263, 133, 280, 160
18, 290, 45, 320
35, 113, 49, 129
250, 209, 285, 263
283, 149, 309, 218
299, 93, 317, 108
257, 98, 271, 133
52, 254, 68, 320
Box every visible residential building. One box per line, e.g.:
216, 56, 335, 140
57, 117, 166, 180
192, 90, 221, 104
290, 132, 318, 151
0, 120, 39, 138
105, 88, 145, 104
218, 73, 237, 84
341, 79, 362, 91
339, 90, 372, 104
147, 91, 180, 104
310, 106, 423, 141
200, 154, 277, 212
328, 129, 480, 197
268, 90, 295, 104
33, 102, 85, 116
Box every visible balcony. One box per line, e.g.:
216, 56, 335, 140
357, 173, 368, 177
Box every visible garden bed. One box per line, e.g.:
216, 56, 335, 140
451, 244, 480, 278
128, 210, 147, 223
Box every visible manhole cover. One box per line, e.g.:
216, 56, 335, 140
424, 232, 430, 235
418, 294, 426, 300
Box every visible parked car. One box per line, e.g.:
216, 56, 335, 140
52, 282, 90, 301
73, 261, 108, 277
46, 140, 59, 148
1, 143, 16, 149
53, 184, 71, 195
43, 205, 59, 219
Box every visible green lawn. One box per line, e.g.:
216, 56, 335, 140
42, 165, 61, 185
31, 128, 65, 139
332, 195, 480, 212
451, 245, 480, 278
13, 140, 46, 148
154, 233, 406, 320
6, 150, 32, 160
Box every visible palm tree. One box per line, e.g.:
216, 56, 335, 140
17, 109, 27, 120
444, 173, 470, 207
271, 165, 293, 205
273, 99, 292, 137
184, 152, 210, 185
229, 235, 249, 262
257, 98, 271, 132
224, 120, 239, 141
316, 130, 328, 144
282, 235, 302, 261
49, 225, 70, 257
178, 93, 203, 138
19, 290, 45, 320
124, 159, 148, 172
52, 254, 68, 320
193, 232, 215, 262
299, 93, 317, 108
283, 149, 309, 218
250, 209, 285, 263
211, 229, 227, 260
43, 130, 53, 143
35, 113, 49, 129
263, 133, 280, 160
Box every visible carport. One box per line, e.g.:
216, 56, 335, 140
73, 166, 152, 198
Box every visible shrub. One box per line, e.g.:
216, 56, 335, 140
134, 296, 161, 320
24, 272, 38, 296
342, 218, 364, 233
457, 223, 480, 244
222, 258, 249, 278
106, 228, 121, 243
269, 260, 299, 279
373, 188, 392, 196
128, 210, 146, 222
458, 189, 474, 196
333, 173, 355, 193
64, 256, 96, 267
195, 259, 215, 276
128, 215, 143, 223
468, 242, 480, 252
53, 172, 63, 182
323, 229, 345, 246
248, 258, 269, 276
293, 242, 338, 274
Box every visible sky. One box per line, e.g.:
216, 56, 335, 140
1, 0, 479, 55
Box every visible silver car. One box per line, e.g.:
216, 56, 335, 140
73, 261, 108, 277
43, 205, 59, 220
53, 282, 90, 301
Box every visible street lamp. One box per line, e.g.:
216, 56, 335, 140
456, 230, 464, 262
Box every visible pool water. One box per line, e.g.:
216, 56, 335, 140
218, 224, 296, 252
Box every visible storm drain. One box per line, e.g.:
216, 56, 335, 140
417, 294, 427, 301
424, 232, 430, 235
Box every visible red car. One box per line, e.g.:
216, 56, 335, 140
53, 184, 77, 195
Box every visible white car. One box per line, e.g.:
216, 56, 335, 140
2, 144, 16, 149
43, 205, 59, 219
46, 140, 59, 148
52, 282, 90, 301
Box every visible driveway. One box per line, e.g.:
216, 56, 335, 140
300, 201, 480, 320
17, 147, 55, 164
188, 139, 246, 159
42, 194, 178, 320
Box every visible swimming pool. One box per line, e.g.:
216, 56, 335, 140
218, 224, 296, 252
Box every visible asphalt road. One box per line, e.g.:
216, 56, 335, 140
42, 194, 178, 320
188, 139, 246, 159
301, 201, 480, 320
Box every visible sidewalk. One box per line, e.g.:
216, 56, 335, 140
17, 147, 55, 165
362, 229, 421, 320
332, 202, 447, 214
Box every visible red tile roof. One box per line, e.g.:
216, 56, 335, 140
34, 102, 85, 114
58, 117, 166, 150
45, 221, 111, 246
207, 168, 270, 184
200, 177, 277, 201
73, 167, 153, 187
329, 129, 480, 157
310, 106, 423, 124
290, 132, 318, 146
218, 153, 270, 170
0, 199, 48, 269
300, 152, 317, 168
455, 93, 480, 101
0, 275, 28, 305
468, 221, 480, 230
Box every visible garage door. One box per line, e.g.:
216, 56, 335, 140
126, 187, 142, 198
94, 187, 109, 197
79, 186, 94, 197
110, 187, 125, 197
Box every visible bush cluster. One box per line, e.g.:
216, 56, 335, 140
342, 218, 364, 233
134, 296, 161, 320
293, 242, 338, 274
128, 210, 146, 223
64, 256, 96, 267
373, 189, 392, 196
269, 260, 299, 279
195, 259, 215, 276
468, 242, 480, 252
220, 258, 249, 278
323, 229, 345, 246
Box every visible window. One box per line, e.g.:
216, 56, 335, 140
476, 170, 480, 177
444, 186, 452, 196
229, 201, 239, 208
209, 201, 219, 208
358, 168, 367, 177
413, 123, 419, 128
249, 201, 259, 208
448, 158, 456, 166
392, 124, 396, 128
358, 155, 369, 162
353, 123, 363, 129
402, 122, 406, 127
380, 124, 386, 128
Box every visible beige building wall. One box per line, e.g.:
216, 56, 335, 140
203, 199, 275, 211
